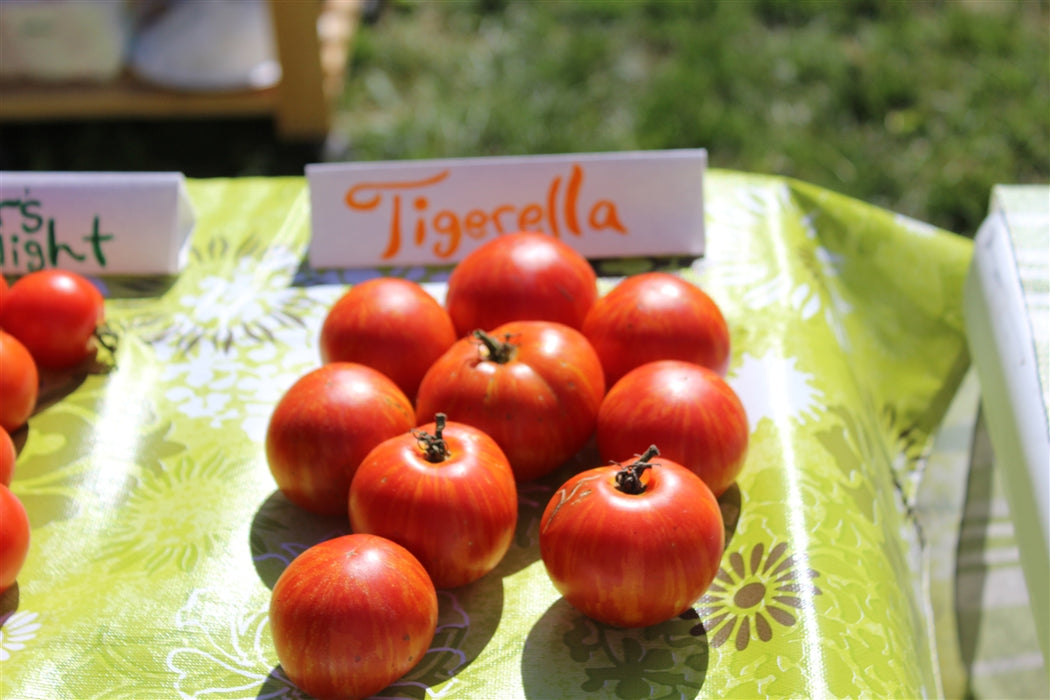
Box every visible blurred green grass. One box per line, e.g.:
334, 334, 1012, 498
335, 0, 1049, 235
2, 0, 1046, 237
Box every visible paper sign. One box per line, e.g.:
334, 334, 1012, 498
306, 149, 706, 269
0, 171, 196, 276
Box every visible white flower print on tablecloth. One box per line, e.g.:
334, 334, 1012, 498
110, 242, 343, 441
729, 351, 824, 433
701, 182, 852, 343
0, 610, 41, 662
156, 323, 324, 442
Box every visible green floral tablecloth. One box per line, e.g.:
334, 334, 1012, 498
1, 171, 975, 699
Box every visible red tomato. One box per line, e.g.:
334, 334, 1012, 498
320, 277, 457, 401
270, 533, 438, 700
582, 271, 731, 385
415, 321, 605, 482
349, 413, 517, 588
444, 231, 598, 336
0, 331, 39, 433
0, 269, 105, 369
539, 446, 724, 628
0, 483, 30, 593
266, 363, 415, 516
0, 427, 15, 486
597, 360, 748, 497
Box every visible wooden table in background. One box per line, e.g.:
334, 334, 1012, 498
0, 0, 360, 141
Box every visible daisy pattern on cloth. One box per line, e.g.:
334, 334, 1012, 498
729, 352, 824, 433
94, 450, 261, 575
132, 255, 338, 441
695, 541, 822, 651
0, 610, 40, 662
156, 329, 322, 442
142, 244, 319, 356
166, 588, 275, 698
701, 180, 852, 341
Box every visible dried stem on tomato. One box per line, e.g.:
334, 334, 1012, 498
614, 445, 660, 495
413, 413, 451, 463
472, 329, 518, 364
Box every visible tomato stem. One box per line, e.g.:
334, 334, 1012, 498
95, 325, 119, 355
413, 413, 451, 463
614, 445, 659, 495
472, 329, 516, 363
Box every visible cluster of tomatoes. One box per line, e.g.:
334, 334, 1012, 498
265, 231, 749, 699
0, 268, 109, 599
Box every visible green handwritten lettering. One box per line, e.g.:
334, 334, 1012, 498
25, 239, 45, 272
85, 216, 113, 267
21, 197, 43, 233
48, 218, 86, 266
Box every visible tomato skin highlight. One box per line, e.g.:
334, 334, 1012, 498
349, 417, 517, 588
597, 360, 749, 498
539, 453, 724, 628
415, 320, 606, 482
320, 277, 457, 401
582, 271, 731, 386
269, 534, 438, 700
265, 363, 415, 516
0, 269, 105, 369
445, 231, 598, 336
0, 331, 39, 433
0, 483, 30, 593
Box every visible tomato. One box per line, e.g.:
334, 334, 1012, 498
0, 269, 105, 369
0, 331, 38, 433
415, 320, 605, 482
539, 446, 724, 628
444, 231, 598, 336
582, 271, 731, 385
349, 413, 517, 588
270, 533, 438, 700
0, 427, 15, 487
597, 360, 748, 497
0, 483, 30, 593
320, 277, 457, 401
266, 363, 415, 516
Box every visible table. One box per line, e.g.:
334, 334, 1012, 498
0, 0, 361, 140
0, 172, 1019, 698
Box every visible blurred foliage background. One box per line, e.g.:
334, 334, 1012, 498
2, 0, 1047, 237
336, 0, 1049, 236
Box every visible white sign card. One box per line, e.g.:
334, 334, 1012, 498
0, 171, 196, 276
306, 149, 706, 269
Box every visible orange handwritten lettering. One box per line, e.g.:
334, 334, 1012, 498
464, 209, 488, 239
491, 205, 514, 235
565, 165, 582, 235
518, 204, 543, 231
345, 170, 450, 210
344, 163, 628, 260
590, 199, 626, 234
432, 210, 460, 257
546, 175, 561, 238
